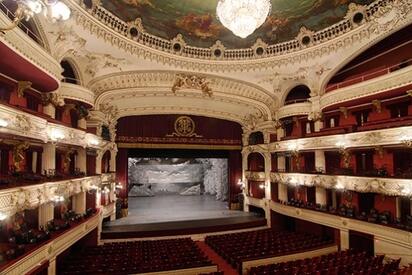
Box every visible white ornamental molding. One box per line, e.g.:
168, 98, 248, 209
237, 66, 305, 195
267, 125, 412, 152
0, 175, 102, 217
277, 102, 312, 119
65, 0, 412, 72
320, 64, 412, 108
0, 104, 106, 150
59, 82, 95, 107
245, 171, 266, 181
272, 172, 412, 196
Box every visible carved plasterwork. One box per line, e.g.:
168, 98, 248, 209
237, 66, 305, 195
99, 103, 119, 125
12, 141, 30, 171
272, 172, 411, 196
68, 0, 411, 66
47, 25, 87, 61
171, 74, 212, 97
41, 92, 65, 107
17, 81, 32, 97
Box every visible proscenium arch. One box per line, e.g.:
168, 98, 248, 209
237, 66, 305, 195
319, 22, 412, 95
91, 70, 278, 123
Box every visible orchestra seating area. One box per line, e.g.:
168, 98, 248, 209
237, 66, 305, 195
249, 250, 407, 275
58, 238, 215, 274
205, 229, 334, 272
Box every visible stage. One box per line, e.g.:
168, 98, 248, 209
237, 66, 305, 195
101, 195, 266, 239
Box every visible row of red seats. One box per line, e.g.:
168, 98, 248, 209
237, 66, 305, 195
58, 238, 214, 275
249, 250, 403, 275
205, 229, 334, 273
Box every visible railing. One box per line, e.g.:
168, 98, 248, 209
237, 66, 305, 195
0, 1, 44, 48
284, 98, 311, 105
325, 58, 412, 92
61, 76, 80, 85
83, 0, 394, 60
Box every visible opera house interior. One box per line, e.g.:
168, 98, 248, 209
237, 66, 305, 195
1, 0, 412, 274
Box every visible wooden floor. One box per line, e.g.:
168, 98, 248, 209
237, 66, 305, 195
102, 195, 266, 239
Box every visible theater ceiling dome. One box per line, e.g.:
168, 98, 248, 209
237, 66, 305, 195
90, 0, 374, 49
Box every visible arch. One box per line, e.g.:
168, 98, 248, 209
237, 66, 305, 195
284, 85, 311, 105
248, 131, 264, 145
60, 59, 81, 84
321, 22, 412, 94
247, 152, 265, 172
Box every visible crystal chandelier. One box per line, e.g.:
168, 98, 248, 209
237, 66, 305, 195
216, 0, 271, 38
1, 0, 70, 32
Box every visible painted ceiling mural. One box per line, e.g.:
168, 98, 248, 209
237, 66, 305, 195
100, 0, 375, 49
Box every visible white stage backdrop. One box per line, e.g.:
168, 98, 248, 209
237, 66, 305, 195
128, 158, 228, 201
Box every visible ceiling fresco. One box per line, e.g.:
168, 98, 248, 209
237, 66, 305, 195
100, 0, 375, 49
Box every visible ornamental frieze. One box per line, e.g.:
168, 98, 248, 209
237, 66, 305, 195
271, 172, 412, 196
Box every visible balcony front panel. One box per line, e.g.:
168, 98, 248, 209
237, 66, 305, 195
271, 172, 412, 196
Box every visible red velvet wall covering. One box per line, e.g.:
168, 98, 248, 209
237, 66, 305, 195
248, 181, 265, 199
116, 148, 128, 199
86, 154, 96, 176
116, 115, 242, 147
228, 151, 242, 203
247, 153, 265, 171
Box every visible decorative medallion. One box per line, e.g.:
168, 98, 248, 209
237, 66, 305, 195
166, 116, 202, 138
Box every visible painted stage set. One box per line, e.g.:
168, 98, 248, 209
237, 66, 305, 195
102, 157, 266, 239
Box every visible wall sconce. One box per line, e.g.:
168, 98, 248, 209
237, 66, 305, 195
259, 183, 265, 189
335, 181, 345, 190
115, 183, 123, 190
1, 0, 71, 33
101, 187, 110, 194
0, 118, 8, 127
51, 195, 64, 203
287, 143, 298, 152
0, 212, 8, 221
401, 186, 412, 197
400, 136, 412, 148
237, 179, 245, 191
87, 136, 100, 146
49, 128, 65, 142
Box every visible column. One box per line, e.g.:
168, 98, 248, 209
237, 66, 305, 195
340, 229, 350, 250
276, 127, 284, 141
314, 120, 323, 132
264, 152, 272, 200
395, 197, 402, 219
32, 151, 38, 173
315, 150, 326, 173
315, 187, 327, 206
278, 183, 288, 202
110, 150, 117, 172
48, 257, 56, 275
43, 104, 56, 119
38, 203, 54, 229
78, 118, 87, 130
72, 192, 86, 214
76, 148, 87, 173
96, 154, 102, 174
277, 154, 285, 172
42, 143, 56, 175
263, 131, 270, 144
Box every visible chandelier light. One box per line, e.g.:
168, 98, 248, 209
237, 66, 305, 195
1, 0, 70, 32
216, 0, 271, 38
